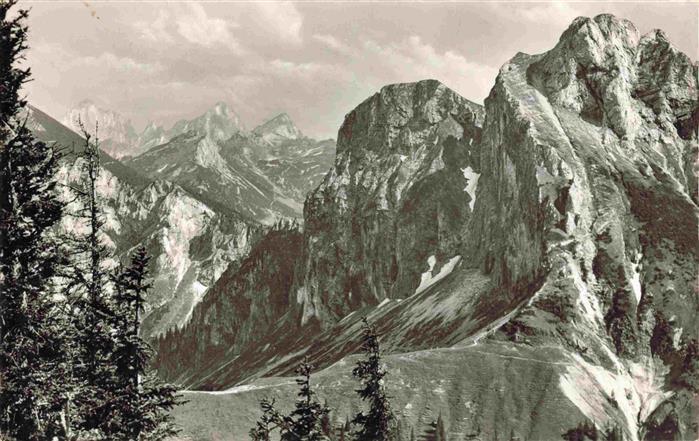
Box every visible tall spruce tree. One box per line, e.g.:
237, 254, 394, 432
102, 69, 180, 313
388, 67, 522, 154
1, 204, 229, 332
351, 318, 395, 441
0, 1, 67, 439
109, 246, 181, 440
60, 121, 120, 438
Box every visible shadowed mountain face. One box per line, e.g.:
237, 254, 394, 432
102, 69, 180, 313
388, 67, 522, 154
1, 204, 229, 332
156, 14, 698, 441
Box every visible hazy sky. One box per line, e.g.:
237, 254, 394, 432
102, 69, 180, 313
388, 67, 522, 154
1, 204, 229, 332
24, 1, 697, 140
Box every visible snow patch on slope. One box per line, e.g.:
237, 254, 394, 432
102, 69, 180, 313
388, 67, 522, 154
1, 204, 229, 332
416, 256, 462, 295
461, 166, 480, 211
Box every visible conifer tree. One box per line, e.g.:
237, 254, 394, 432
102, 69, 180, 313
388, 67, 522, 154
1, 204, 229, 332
603, 424, 622, 441
280, 358, 330, 441
250, 398, 277, 441
320, 400, 332, 437
0, 1, 67, 438
108, 246, 181, 440
351, 318, 395, 441
60, 120, 121, 437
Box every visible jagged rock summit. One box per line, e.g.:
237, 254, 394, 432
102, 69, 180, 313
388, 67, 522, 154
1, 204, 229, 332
164, 14, 698, 441
169, 101, 244, 142
253, 112, 303, 145
124, 104, 334, 224
62, 99, 140, 159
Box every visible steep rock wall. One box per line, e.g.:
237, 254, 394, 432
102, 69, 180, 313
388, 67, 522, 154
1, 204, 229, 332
300, 79, 484, 324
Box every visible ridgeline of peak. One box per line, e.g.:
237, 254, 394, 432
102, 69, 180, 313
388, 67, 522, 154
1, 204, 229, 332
62, 100, 139, 159
336, 78, 483, 156
169, 102, 244, 142
124, 101, 335, 225
252, 112, 303, 145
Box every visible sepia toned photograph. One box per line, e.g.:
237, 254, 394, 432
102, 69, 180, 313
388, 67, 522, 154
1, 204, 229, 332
0, 0, 697, 440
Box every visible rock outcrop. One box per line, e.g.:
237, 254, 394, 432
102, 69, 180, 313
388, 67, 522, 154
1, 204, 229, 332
300, 79, 484, 323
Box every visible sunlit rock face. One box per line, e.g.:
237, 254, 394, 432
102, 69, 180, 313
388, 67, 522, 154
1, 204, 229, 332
252, 112, 303, 145
464, 13, 698, 440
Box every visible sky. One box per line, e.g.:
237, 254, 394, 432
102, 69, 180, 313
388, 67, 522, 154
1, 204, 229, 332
23, 0, 698, 140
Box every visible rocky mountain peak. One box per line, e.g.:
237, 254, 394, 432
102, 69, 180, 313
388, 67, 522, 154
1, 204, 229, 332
533, 14, 696, 139
169, 102, 243, 142
337, 79, 483, 157
62, 100, 138, 158
300, 78, 484, 324
252, 112, 303, 145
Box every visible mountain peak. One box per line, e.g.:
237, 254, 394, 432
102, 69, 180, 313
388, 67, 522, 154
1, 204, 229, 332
268, 112, 293, 123
337, 79, 483, 155
210, 101, 231, 116
61, 100, 138, 159
253, 112, 303, 145
169, 101, 243, 142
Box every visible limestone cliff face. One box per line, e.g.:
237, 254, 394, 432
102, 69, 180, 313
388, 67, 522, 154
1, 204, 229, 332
466, 14, 698, 440
300, 79, 484, 324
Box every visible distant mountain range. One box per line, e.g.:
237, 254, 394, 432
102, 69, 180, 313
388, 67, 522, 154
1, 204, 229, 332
28, 102, 335, 338
60, 100, 335, 224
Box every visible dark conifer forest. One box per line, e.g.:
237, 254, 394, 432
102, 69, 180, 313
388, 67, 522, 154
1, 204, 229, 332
0, 2, 180, 439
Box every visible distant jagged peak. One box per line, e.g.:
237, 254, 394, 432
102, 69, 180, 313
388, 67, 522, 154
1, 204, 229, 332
209, 101, 233, 116
61, 99, 139, 159
169, 101, 244, 142
253, 112, 303, 145
62, 99, 136, 137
